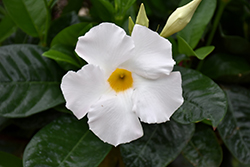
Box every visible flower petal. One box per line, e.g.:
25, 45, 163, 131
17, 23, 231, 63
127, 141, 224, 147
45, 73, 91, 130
121, 24, 175, 79
132, 72, 184, 123
88, 90, 143, 146
75, 23, 134, 74
61, 64, 109, 119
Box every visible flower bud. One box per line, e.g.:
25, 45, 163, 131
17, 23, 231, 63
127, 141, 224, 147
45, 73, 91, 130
160, 0, 202, 38
135, 3, 149, 28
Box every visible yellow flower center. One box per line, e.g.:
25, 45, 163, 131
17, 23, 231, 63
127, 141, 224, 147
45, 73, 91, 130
108, 68, 133, 92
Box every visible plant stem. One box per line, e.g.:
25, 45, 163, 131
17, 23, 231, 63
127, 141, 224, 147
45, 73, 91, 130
197, 0, 230, 71
206, 0, 230, 46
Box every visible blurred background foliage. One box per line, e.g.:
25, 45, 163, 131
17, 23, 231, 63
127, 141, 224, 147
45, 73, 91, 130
0, 0, 250, 166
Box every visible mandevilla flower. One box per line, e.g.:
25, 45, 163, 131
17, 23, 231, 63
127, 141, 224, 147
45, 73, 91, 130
61, 23, 184, 146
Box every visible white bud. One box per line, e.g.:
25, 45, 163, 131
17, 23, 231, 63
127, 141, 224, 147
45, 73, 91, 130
160, 0, 202, 38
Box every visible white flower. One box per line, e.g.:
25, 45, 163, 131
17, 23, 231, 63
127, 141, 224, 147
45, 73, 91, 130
61, 23, 184, 146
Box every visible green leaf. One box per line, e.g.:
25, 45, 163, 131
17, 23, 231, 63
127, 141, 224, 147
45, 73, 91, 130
3, 0, 50, 38
0, 44, 65, 117
177, 35, 196, 56
177, 36, 214, 60
0, 12, 17, 42
194, 46, 215, 60
23, 115, 112, 167
0, 151, 22, 167
218, 86, 250, 165
114, 0, 136, 15
178, 0, 216, 49
90, 0, 115, 22
51, 22, 92, 47
172, 66, 227, 127
47, 12, 80, 45
182, 124, 223, 167
120, 120, 195, 167
200, 53, 250, 83
43, 44, 82, 68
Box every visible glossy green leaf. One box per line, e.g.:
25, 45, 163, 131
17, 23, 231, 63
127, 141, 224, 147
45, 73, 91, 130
23, 115, 112, 167
0, 12, 17, 42
178, 0, 216, 49
0, 151, 22, 167
218, 86, 250, 165
51, 22, 92, 47
182, 124, 223, 167
200, 53, 250, 83
177, 36, 214, 60
3, 0, 49, 38
172, 66, 227, 127
0, 44, 65, 117
43, 44, 82, 68
120, 120, 195, 167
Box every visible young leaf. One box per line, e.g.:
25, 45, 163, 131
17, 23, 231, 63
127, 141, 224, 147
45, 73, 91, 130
23, 115, 112, 167
177, 0, 216, 49
194, 46, 215, 60
177, 36, 214, 60
218, 86, 250, 165
43, 44, 83, 68
0, 44, 65, 118
3, 0, 50, 38
182, 124, 223, 167
0, 151, 22, 167
172, 66, 227, 128
120, 120, 195, 167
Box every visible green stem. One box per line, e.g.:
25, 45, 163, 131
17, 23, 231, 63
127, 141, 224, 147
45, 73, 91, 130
40, 0, 51, 47
197, 0, 230, 71
206, 0, 229, 46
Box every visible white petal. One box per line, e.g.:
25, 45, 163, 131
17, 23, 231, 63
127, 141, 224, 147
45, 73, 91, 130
121, 24, 175, 79
61, 64, 109, 119
88, 90, 143, 146
132, 72, 184, 123
75, 23, 134, 75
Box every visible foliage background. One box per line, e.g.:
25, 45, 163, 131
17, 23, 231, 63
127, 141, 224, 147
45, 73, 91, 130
0, 0, 250, 166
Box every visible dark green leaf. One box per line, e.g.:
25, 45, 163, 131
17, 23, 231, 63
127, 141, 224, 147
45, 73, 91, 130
23, 115, 112, 167
120, 120, 195, 167
218, 86, 250, 165
0, 151, 22, 167
182, 124, 223, 167
3, 0, 50, 38
43, 44, 82, 68
178, 0, 216, 49
0, 44, 65, 117
200, 53, 250, 83
51, 22, 92, 47
222, 34, 250, 55
172, 66, 227, 127
0, 12, 17, 42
